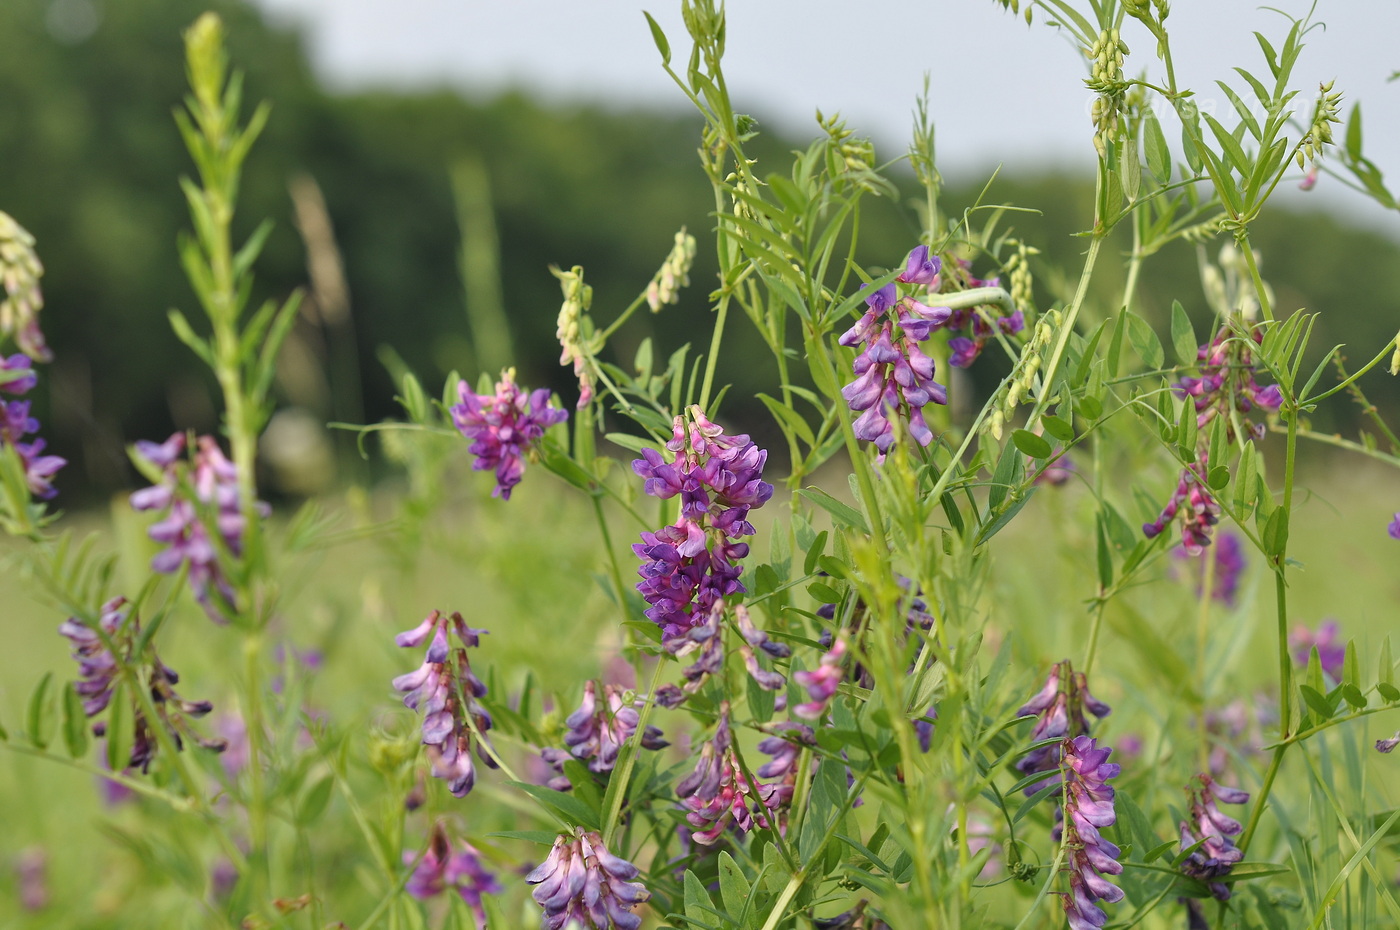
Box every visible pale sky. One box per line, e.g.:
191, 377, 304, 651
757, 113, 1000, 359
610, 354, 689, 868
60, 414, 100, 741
249, 0, 1400, 232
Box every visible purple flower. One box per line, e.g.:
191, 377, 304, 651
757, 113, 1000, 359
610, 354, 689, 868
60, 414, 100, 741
1173, 530, 1246, 607
793, 637, 846, 720
406, 824, 502, 925
131, 434, 265, 623
1288, 620, 1345, 681
451, 368, 567, 500
1015, 661, 1111, 795
1179, 775, 1249, 900
392, 610, 495, 798
631, 408, 772, 640
1175, 327, 1283, 441
1058, 736, 1124, 930
16, 848, 46, 912
544, 681, 668, 789
58, 596, 224, 772
0, 358, 65, 501
839, 259, 951, 452
1376, 732, 1400, 753
677, 707, 792, 845
526, 828, 649, 930
1389, 513, 1400, 540
1143, 463, 1221, 555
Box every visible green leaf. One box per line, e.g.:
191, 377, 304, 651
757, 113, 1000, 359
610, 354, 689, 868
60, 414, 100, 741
643, 12, 671, 65
1378, 682, 1400, 703
61, 682, 89, 759
167, 309, 214, 367
1119, 136, 1141, 202
1262, 508, 1289, 558
1012, 429, 1052, 460
807, 582, 841, 605
1299, 684, 1336, 720
1170, 301, 1198, 366
1345, 102, 1364, 160
717, 852, 751, 926
1340, 684, 1368, 710
1095, 514, 1113, 588
683, 869, 721, 925
987, 441, 1023, 510
802, 530, 828, 577
1041, 415, 1075, 443
1207, 466, 1230, 490
797, 488, 869, 535
757, 393, 814, 447
1381, 636, 1394, 687
296, 774, 335, 824
106, 683, 132, 771
1203, 113, 1250, 176
507, 781, 601, 830
1126, 312, 1164, 370
1144, 107, 1171, 181
26, 672, 55, 750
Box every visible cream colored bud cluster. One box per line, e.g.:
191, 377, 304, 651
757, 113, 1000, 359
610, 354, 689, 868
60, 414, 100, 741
553, 264, 595, 408
1005, 241, 1040, 313
983, 309, 1062, 439
1086, 29, 1130, 158
725, 159, 760, 222
1297, 80, 1344, 170
0, 212, 49, 361
645, 229, 697, 313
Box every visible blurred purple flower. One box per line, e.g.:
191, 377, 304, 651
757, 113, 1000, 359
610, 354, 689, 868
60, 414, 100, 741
1389, 513, 1400, 540
16, 848, 47, 911
1179, 775, 1248, 900
527, 828, 649, 930
0, 357, 64, 500
406, 824, 502, 926
793, 637, 846, 721
1377, 732, 1400, 753
393, 610, 496, 798
1175, 327, 1283, 440
1173, 530, 1246, 607
131, 434, 266, 623
1059, 735, 1124, 930
451, 368, 566, 500
1289, 619, 1345, 681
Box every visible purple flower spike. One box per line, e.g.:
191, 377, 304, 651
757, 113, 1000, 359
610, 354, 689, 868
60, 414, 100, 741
1058, 735, 1123, 930
406, 824, 502, 926
544, 680, 668, 788
0, 358, 64, 501
677, 706, 793, 845
451, 368, 567, 500
1173, 530, 1246, 607
392, 610, 495, 798
1288, 620, 1345, 681
1179, 775, 1248, 900
131, 434, 266, 623
527, 828, 649, 930
1015, 662, 1111, 794
1143, 463, 1221, 555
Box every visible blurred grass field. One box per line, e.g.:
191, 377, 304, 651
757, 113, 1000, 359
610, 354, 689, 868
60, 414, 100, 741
0, 437, 1396, 925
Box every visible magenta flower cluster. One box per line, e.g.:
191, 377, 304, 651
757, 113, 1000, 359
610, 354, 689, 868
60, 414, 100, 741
1178, 774, 1249, 900
632, 407, 773, 640
526, 828, 649, 930
0, 353, 63, 500
543, 680, 668, 790
451, 368, 567, 500
59, 596, 224, 772
393, 610, 496, 798
839, 246, 951, 451
1142, 462, 1220, 556
131, 433, 265, 623
1176, 328, 1283, 437
1059, 735, 1124, 930
405, 823, 501, 925
676, 707, 792, 846
941, 256, 1025, 368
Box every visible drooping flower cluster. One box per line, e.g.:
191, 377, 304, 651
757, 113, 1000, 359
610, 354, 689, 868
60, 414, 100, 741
542, 680, 668, 790
59, 596, 225, 773
1174, 530, 1246, 606
526, 828, 649, 930
450, 368, 567, 499
924, 252, 1026, 370
1178, 775, 1249, 900
644, 228, 697, 312
677, 708, 793, 846
632, 407, 773, 640
554, 265, 596, 409
393, 610, 496, 798
1059, 735, 1124, 930
405, 823, 502, 925
1015, 661, 1111, 795
1142, 462, 1220, 556
1288, 619, 1345, 681
130, 433, 264, 623
0, 354, 64, 501
839, 246, 951, 451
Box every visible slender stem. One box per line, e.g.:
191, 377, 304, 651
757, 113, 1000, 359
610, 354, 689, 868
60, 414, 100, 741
811, 333, 889, 549
1196, 550, 1217, 773
1028, 237, 1104, 429
1302, 337, 1398, 406
698, 293, 730, 413
1083, 599, 1108, 675
1237, 230, 1275, 323
601, 661, 667, 846
591, 495, 632, 624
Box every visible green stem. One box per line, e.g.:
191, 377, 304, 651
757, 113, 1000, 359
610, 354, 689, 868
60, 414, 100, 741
1237, 230, 1275, 323
601, 661, 667, 846
811, 334, 888, 550
1028, 236, 1104, 428
698, 293, 730, 413
591, 495, 632, 624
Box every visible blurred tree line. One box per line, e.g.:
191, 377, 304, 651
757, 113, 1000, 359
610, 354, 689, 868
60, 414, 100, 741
1, 0, 1396, 500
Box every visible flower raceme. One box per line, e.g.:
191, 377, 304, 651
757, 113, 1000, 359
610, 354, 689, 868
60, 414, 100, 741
1178, 775, 1249, 900
404, 823, 501, 926
1059, 735, 1124, 930
393, 610, 496, 798
0, 353, 64, 501
839, 246, 951, 451
526, 828, 649, 930
450, 368, 567, 499
1015, 661, 1112, 794
542, 680, 668, 790
130, 433, 266, 623
676, 706, 792, 846
631, 407, 773, 640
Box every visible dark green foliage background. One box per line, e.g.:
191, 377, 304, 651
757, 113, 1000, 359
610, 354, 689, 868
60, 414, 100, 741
1, 0, 1395, 498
